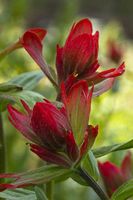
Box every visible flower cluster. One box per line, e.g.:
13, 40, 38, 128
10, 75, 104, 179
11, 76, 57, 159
8, 81, 98, 168
0, 18, 126, 196
20, 18, 125, 96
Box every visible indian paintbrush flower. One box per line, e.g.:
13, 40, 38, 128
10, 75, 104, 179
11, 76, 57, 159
0, 80, 99, 191
56, 18, 125, 96
98, 151, 133, 197
7, 80, 98, 168
20, 18, 125, 96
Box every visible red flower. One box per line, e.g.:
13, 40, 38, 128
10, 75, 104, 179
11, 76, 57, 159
56, 18, 125, 96
19, 28, 57, 86
8, 80, 98, 168
107, 40, 123, 64
98, 152, 132, 197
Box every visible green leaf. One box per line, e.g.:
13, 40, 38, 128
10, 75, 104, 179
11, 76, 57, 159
0, 90, 44, 111
12, 90, 44, 107
93, 139, 133, 158
0, 83, 22, 93
111, 179, 133, 200
9, 71, 44, 90
0, 71, 44, 111
82, 151, 99, 181
4, 165, 70, 189
0, 188, 36, 200
34, 186, 48, 200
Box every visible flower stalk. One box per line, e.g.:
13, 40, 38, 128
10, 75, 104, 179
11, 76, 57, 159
77, 167, 109, 200
0, 41, 21, 61
0, 114, 6, 175
46, 181, 54, 200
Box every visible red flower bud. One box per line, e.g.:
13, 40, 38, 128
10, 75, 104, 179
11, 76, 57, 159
107, 40, 123, 64
98, 152, 133, 197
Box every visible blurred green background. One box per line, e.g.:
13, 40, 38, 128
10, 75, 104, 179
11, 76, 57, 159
0, 0, 133, 199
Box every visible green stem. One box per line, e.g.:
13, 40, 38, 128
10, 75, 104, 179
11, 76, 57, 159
46, 181, 54, 200
0, 41, 21, 61
77, 167, 109, 200
0, 113, 6, 174
0, 113, 6, 200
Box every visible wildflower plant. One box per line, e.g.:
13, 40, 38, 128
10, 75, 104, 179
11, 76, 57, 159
0, 18, 132, 200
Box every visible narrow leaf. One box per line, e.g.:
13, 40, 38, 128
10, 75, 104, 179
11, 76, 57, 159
0, 90, 44, 111
0, 83, 22, 93
0, 165, 70, 190
82, 151, 99, 181
0, 188, 36, 200
9, 71, 44, 90
93, 139, 133, 158
111, 179, 133, 200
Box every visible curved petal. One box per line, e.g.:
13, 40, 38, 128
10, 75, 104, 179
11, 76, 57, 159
8, 105, 39, 144
20, 28, 47, 43
31, 101, 70, 150
56, 45, 64, 83
98, 161, 124, 197
66, 18, 93, 44
121, 151, 132, 180
66, 131, 79, 162
30, 144, 71, 167
98, 62, 125, 78
22, 31, 57, 86
63, 34, 97, 77
92, 78, 115, 97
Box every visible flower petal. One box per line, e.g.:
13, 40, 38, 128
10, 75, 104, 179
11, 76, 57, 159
98, 161, 125, 197
63, 34, 98, 77
20, 28, 47, 43
66, 131, 79, 162
79, 130, 89, 158
61, 80, 93, 145
87, 125, 98, 149
20, 100, 32, 115
30, 144, 71, 167
31, 101, 70, 150
66, 18, 93, 43
98, 62, 125, 78
92, 78, 115, 97
56, 45, 64, 83
22, 31, 56, 85
121, 151, 132, 180
8, 105, 39, 144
